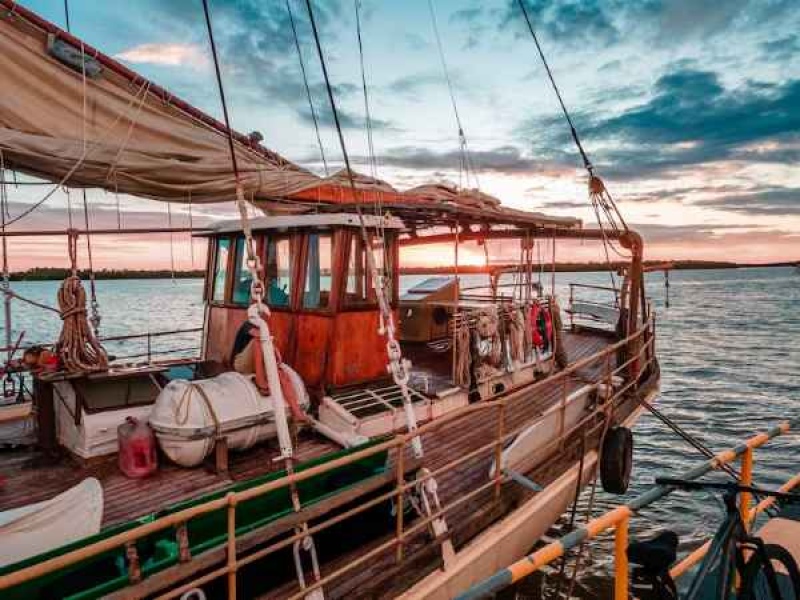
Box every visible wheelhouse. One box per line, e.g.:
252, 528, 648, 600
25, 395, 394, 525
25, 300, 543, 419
200, 213, 402, 393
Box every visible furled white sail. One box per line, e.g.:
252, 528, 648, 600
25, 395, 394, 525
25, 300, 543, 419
0, 1, 320, 204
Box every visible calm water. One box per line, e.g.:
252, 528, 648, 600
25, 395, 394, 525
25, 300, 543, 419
1, 267, 798, 596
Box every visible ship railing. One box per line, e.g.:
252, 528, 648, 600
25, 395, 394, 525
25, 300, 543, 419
456, 422, 794, 600
98, 327, 203, 364
0, 317, 658, 600
0, 326, 203, 365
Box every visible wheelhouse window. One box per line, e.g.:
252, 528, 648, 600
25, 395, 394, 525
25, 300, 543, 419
303, 233, 332, 310
212, 237, 231, 303
232, 236, 254, 305
344, 233, 392, 307
266, 237, 292, 307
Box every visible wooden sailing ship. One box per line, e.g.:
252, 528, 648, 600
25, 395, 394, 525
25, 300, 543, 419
0, 2, 660, 599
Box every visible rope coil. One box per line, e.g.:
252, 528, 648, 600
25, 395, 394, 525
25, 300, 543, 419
57, 273, 108, 373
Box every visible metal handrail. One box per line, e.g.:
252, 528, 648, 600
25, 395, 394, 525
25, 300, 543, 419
0, 318, 657, 598
0, 327, 202, 357
99, 327, 202, 344
456, 422, 792, 600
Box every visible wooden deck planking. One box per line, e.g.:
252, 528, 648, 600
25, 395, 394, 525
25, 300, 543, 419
257, 331, 639, 599
0, 328, 633, 599
0, 430, 341, 527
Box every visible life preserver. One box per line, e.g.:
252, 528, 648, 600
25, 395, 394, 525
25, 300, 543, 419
542, 307, 553, 350
529, 303, 543, 347
251, 333, 308, 422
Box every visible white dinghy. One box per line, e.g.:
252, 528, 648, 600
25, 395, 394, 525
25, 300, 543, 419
0, 477, 103, 568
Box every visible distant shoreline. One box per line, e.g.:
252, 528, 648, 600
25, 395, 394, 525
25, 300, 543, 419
5, 261, 796, 281
7, 268, 205, 281
399, 260, 798, 275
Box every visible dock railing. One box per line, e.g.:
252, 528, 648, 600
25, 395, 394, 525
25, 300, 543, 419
0, 317, 658, 600
456, 421, 793, 600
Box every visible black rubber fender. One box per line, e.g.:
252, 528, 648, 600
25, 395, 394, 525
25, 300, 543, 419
601, 426, 633, 494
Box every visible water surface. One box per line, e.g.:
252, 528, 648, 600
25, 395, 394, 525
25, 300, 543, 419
2, 267, 798, 597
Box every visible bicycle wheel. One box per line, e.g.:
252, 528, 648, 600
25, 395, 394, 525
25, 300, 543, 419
740, 544, 800, 600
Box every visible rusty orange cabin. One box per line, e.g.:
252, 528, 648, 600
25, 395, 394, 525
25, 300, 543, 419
200, 214, 403, 394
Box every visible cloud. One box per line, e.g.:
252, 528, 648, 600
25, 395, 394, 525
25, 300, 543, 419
760, 35, 800, 61
498, 0, 620, 47
693, 187, 800, 216
296, 104, 394, 131
115, 43, 209, 68
386, 72, 452, 100
376, 145, 571, 175
632, 222, 755, 244
519, 62, 800, 182
131, 0, 362, 131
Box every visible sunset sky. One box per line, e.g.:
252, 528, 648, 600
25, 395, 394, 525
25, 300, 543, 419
6, 0, 800, 270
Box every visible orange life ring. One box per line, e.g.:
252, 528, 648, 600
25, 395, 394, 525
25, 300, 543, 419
530, 303, 543, 347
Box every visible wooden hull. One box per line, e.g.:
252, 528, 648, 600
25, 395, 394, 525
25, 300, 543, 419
399, 390, 655, 600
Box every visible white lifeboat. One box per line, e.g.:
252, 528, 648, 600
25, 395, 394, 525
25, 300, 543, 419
148, 369, 309, 468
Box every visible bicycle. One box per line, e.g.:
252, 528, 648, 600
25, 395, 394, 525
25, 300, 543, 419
627, 478, 800, 600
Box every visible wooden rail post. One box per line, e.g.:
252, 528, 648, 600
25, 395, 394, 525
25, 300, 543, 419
568, 284, 574, 330
226, 493, 237, 600
740, 447, 753, 529
494, 403, 505, 499
559, 378, 567, 447
176, 523, 191, 563
614, 516, 629, 600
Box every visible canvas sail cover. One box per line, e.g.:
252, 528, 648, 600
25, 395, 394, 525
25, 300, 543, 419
0, 3, 321, 204
0, 2, 583, 229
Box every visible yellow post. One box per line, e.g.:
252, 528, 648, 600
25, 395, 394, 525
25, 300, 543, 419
740, 447, 753, 529
615, 516, 629, 600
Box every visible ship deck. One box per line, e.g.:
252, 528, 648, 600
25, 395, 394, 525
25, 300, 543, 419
0, 327, 643, 600
0, 329, 611, 526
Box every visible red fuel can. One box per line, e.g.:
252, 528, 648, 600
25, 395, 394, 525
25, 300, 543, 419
118, 417, 158, 478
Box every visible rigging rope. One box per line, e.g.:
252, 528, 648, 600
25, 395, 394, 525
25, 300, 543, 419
426, 0, 480, 190
0, 150, 11, 361
305, 0, 455, 567
352, 0, 387, 278
202, 2, 324, 596
354, 0, 377, 179
167, 203, 176, 283
63, 0, 70, 32
188, 192, 195, 268
515, 0, 591, 173
81, 190, 100, 332
287, 0, 329, 176
2, 79, 151, 228
516, 0, 630, 243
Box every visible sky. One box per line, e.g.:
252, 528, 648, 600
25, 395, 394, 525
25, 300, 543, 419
5, 0, 800, 270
